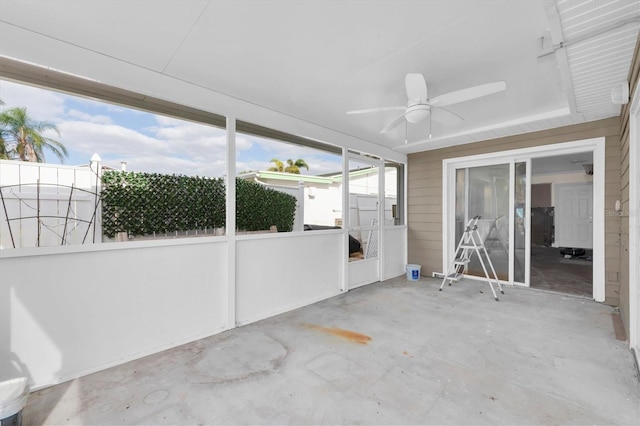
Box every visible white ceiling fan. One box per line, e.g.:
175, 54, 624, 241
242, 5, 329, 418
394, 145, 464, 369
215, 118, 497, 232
347, 73, 507, 135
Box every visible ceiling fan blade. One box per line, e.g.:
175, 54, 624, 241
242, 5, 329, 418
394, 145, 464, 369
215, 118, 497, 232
432, 106, 465, 122
380, 113, 407, 134
346, 106, 405, 115
430, 81, 506, 107
405, 73, 427, 102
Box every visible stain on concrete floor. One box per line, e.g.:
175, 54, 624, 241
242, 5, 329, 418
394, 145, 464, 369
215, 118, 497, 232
304, 324, 372, 344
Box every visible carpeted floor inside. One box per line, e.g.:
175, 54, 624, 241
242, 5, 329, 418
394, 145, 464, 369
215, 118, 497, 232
530, 245, 592, 297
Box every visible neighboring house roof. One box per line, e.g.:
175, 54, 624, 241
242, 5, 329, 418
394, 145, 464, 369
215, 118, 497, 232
237, 167, 395, 185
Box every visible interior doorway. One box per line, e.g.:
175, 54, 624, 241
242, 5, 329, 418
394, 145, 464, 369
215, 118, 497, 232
529, 153, 593, 297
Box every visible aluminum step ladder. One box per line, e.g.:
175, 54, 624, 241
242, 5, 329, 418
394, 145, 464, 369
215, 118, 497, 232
439, 216, 504, 301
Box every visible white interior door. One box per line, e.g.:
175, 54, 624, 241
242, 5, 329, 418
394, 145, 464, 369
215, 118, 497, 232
555, 183, 593, 249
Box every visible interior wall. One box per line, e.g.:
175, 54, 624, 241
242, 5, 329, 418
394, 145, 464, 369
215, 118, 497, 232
408, 117, 622, 306
532, 172, 593, 207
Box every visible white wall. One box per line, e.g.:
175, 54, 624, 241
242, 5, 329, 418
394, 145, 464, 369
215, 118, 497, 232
0, 211, 406, 391
0, 221, 405, 390
384, 227, 407, 280
236, 231, 343, 325
304, 184, 342, 227
532, 171, 593, 206
0, 240, 228, 389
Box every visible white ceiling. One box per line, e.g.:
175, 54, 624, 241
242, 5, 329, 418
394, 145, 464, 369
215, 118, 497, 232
0, 0, 638, 154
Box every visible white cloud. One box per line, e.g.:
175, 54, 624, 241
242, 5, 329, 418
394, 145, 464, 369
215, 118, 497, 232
67, 109, 113, 124
154, 115, 186, 127
302, 156, 342, 175
59, 121, 169, 156
58, 120, 229, 176
0, 80, 65, 121
124, 155, 227, 177
235, 135, 253, 151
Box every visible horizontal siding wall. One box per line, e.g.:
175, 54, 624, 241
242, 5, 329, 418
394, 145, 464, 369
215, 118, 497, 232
408, 117, 622, 306
605, 135, 623, 305
618, 33, 640, 334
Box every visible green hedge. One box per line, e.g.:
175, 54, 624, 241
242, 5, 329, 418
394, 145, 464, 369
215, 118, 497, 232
101, 171, 297, 238
235, 178, 297, 232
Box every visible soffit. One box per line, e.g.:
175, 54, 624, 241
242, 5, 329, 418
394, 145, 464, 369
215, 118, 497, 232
557, 0, 640, 116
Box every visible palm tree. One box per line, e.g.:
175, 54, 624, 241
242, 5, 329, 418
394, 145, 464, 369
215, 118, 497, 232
268, 158, 309, 174
284, 158, 309, 174
0, 138, 10, 160
0, 98, 8, 160
0, 107, 67, 162
267, 158, 285, 172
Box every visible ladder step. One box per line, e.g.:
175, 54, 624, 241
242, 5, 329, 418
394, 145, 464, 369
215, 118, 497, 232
446, 273, 463, 281
440, 216, 501, 301
460, 244, 483, 249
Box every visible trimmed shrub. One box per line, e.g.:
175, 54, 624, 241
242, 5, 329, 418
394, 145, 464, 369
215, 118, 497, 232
101, 171, 296, 237
236, 178, 297, 232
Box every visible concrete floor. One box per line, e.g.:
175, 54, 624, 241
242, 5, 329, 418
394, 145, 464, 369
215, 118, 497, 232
24, 277, 640, 425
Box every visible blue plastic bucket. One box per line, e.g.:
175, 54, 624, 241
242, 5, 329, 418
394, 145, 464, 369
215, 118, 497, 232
406, 264, 421, 281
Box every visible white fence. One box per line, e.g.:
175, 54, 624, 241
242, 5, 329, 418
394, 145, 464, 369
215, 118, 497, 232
0, 158, 102, 249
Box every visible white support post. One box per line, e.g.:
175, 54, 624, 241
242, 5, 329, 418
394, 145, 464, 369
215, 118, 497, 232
378, 158, 385, 281
341, 147, 349, 292
90, 153, 102, 243
295, 181, 304, 232
225, 117, 237, 329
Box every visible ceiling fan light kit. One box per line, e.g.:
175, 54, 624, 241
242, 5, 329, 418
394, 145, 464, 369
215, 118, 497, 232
405, 104, 430, 123
347, 73, 507, 139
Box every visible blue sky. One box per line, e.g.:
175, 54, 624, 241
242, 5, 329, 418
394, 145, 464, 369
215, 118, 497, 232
0, 79, 342, 177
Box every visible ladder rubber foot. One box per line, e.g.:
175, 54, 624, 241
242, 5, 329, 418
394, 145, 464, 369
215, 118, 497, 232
494, 298, 499, 301
448, 283, 452, 286
500, 291, 504, 294
439, 288, 442, 291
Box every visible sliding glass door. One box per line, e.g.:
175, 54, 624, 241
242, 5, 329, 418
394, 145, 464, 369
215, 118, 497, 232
444, 138, 605, 299
451, 160, 529, 286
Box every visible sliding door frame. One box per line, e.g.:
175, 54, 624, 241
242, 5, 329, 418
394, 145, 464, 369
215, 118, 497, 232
442, 137, 605, 301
